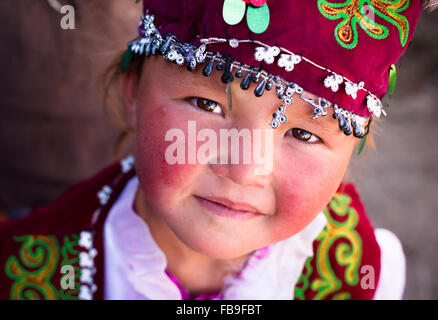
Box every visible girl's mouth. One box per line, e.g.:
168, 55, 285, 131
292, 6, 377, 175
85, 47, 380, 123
194, 195, 264, 220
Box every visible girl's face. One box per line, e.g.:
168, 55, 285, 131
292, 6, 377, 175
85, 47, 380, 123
124, 56, 357, 259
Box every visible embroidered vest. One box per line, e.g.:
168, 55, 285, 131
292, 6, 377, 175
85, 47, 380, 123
294, 183, 380, 300
0, 158, 380, 300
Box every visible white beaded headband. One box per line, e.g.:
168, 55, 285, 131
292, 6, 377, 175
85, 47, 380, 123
128, 13, 381, 138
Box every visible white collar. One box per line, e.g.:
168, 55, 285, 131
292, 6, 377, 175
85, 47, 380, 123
104, 176, 327, 300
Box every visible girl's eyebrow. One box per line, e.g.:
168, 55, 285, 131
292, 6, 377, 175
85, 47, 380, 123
172, 67, 343, 137
290, 107, 342, 138
310, 120, 342, 137
289, 94, 344, 137
172, 69, 225, 93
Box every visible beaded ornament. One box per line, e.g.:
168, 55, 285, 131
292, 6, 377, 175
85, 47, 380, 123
128, 13, 380, 138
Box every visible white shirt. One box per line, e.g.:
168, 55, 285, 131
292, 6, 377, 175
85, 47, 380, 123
104, 176, 405, 299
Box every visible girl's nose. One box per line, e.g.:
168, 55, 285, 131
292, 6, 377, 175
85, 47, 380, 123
208, 127, 274, 189
210, 161, 271, 189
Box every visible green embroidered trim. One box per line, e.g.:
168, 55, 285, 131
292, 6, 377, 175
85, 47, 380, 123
59, 234, 81, 300
294, 192, 363, 300
333, 292, 352, 300
372, 0, 410, 47
318, 0, 410, 49
329, 194, 362, 286
294, 257, 313, 300
5, 235, 60, 300
5, 234, 83, 300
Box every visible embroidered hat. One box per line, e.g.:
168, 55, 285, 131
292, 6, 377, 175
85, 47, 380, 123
124, 0, 432, 137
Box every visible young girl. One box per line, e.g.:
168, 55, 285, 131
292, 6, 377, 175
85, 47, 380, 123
0, 0, 435, 300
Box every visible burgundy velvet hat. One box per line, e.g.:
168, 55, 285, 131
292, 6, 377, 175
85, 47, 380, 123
124, 0, 432, 138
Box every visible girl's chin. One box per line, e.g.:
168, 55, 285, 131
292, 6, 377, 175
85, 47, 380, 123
170, 226, 260, 260
189, 244, 255, 261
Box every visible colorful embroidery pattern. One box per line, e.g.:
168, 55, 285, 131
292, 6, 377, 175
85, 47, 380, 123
5, 235, 60, 300
59, 234, 81, 300
5, 234, 82, 300
318, 0, 410, 49
293, 257, 313, 300
294, 192, 362, 300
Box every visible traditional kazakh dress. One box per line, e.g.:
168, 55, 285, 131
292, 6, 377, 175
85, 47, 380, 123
0, 156, 405, 300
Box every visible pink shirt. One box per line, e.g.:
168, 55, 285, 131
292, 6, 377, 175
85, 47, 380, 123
165, 269, 221, 300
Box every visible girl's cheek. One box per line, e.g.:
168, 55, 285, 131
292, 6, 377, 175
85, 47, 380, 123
271, 152, 345, 238
134, 101, 199, 204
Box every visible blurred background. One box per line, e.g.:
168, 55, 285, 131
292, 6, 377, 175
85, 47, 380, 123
0, 0, 436, 299
349, 10, 438, 299
0, 0, 140, 217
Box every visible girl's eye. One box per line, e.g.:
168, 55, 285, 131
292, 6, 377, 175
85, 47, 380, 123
188, 97, 224, 116
285, 128, 322, 144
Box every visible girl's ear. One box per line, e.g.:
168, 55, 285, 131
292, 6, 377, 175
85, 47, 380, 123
122, 71, 139, 131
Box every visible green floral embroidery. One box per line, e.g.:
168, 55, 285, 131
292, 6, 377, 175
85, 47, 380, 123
5, 235, 60, 300
318, 0, 410, 49
5, 234, 82, 300
294, 192, 363, 300
59, 234, 81, 300
294, 257, 313, 300
333, 292, 352, 299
